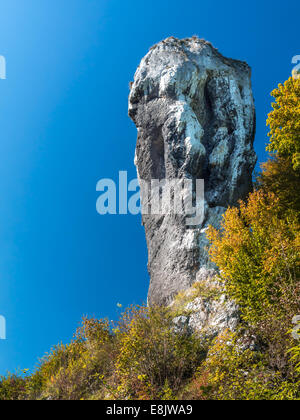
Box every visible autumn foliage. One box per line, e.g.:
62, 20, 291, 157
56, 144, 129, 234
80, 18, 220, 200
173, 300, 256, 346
267, 76, 300, 171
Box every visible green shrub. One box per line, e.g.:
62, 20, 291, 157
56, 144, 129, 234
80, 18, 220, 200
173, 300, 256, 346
111, 305, 207, 399
0, 371, 27, 400
187, 330, 300, 400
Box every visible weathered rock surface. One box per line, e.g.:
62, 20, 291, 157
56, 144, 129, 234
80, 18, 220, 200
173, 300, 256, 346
172, 274, 240, 339
129, 37, 256, 306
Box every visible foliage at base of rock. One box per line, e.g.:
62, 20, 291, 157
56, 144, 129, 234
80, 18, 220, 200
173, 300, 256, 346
184, 330, 300, 400
1, 303, 299, 400
0, 307, 207, 400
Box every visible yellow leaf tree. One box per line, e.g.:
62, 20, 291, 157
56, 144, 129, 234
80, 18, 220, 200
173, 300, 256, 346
267, 76, 300, 171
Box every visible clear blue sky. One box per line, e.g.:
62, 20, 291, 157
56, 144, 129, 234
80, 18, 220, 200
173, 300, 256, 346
0, 0, 299, 375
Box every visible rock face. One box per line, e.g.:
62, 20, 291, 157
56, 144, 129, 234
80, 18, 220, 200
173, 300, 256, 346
129, 37, 256, 306
172, 273, 240, 339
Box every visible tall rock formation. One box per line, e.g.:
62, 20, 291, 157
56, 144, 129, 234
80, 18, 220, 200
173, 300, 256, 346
129, 37, 256, 306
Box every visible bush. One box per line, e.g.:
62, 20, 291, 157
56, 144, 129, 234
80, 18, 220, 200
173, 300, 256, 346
112, 305, 207, 399
187, 330, 300, 400
258, 156, 300, 215
0, 307, 206, 400
25, 318, 116, 400
0, 372, 27, 401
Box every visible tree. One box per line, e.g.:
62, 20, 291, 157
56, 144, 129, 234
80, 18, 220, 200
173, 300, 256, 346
207, 189, 300, 380
257, 155, 300, 214
267, 76, 300, 171
207, 190, 299, 326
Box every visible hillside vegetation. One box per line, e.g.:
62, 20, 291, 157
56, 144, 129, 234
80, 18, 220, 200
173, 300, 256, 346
1, 77, 299, 400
